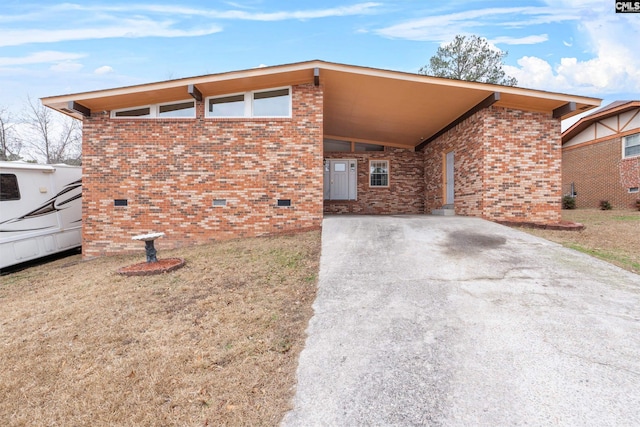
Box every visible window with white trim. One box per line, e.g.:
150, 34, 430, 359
624, 133, 640, 158
112, 100, 195, 118
369, 160, 389, 187
206, 87, 291, 118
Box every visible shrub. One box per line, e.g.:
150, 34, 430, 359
562, 195, 576, 210
599, 200, 612, 210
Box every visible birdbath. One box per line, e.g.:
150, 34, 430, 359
132, 232, 165, 263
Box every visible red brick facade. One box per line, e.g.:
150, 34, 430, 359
81, 84, 323, 258
81, 88, 563, 258
563, 137, 640, 209
423, 106, 562, 224
323, 149, 424, 214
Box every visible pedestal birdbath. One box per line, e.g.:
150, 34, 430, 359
117, 232, 185, 276
132, 232, 165, 263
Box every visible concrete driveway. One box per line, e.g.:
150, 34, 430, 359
282, 215, 640, 426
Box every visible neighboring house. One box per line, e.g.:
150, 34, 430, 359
42, 60, 599, 258
562, 101, 640, 209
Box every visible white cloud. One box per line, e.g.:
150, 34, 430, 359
54, 3, 383, 21
50, 61, 84, 73
1, 2, 382, 47
94, 66, 115, 75
490, 34, 548, 45
0, 51, 86, 66
508, 5, 640, 96
0, 22, 223, 48
375, 7, 576, 42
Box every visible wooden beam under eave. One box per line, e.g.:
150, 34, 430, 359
67, 101, 91, 117
553, 102, 576, 119
188, 84, 202, 101
416, 92, 500, 152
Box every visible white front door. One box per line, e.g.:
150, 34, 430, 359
445, 151, 454, 205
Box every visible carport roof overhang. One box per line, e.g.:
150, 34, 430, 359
41, 60, 601, 150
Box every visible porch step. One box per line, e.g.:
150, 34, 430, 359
431, 208, 455, 216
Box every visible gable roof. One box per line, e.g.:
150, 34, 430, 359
42, 60, 601, 150
562, 100, 640, 144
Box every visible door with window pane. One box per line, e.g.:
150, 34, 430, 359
323, 159, 357, 200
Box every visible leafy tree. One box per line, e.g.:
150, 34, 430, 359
21, 96, 82, 164
0, 106, 22, 161
420, 35, 518, 86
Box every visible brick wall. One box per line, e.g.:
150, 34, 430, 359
563, 137, 640, 208
423, 112, 485, 217
81, 84, 323, 258
323, 148, 424, 214
423, 106, 562, 224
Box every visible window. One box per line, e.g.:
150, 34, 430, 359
629, 187, 639, 193
324, 139, 351, 152
624, 133, 640, 158
158, 101, 195, 118
355, 142, 384, 152
114, 106, 151, 118
206, 87, 291, 118
369, 160, 389, 187
112, 100, 195, 118
0, 174, 20, 201
253, 88, 290, 117
323, 139, 385, 153
209, 94, 245, 117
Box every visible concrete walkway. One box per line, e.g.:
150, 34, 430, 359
282, 215, 640, 426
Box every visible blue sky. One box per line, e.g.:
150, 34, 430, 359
1, 0, 639, 122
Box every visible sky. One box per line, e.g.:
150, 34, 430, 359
1, 0, 640, 127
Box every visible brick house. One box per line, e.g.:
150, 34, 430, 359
42, 60, 600, 258
562, 101, 640, 209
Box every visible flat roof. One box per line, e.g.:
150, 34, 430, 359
42, 60, 601, 150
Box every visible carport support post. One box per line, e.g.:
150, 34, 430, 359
145, 240, 158, 263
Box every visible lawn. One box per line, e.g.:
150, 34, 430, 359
0, 231, 320, 426
524, 208, 640, 274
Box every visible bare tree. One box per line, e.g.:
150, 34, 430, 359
0, 106, 22, 161
22, 96, 82, 164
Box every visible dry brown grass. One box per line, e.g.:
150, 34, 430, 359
0, 231, 320, 426
523, 208, 640, 274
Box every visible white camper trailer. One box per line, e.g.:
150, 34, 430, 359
1, 161, 82, 270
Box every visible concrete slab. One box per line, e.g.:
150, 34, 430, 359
281, 215, 640, 426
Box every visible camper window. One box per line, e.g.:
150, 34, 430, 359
0, 173, 21, 201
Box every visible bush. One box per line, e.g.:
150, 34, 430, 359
562, 195, 576, 210
599, 200, 612, 210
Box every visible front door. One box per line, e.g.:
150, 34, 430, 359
324, 159, 357, 200
330, 160, 349, 200
445, 151, 454, 205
